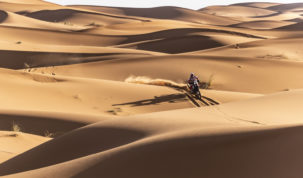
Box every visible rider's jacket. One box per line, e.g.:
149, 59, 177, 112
188, 75, 199, 84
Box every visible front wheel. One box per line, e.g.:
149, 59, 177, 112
196, 90, 202, 100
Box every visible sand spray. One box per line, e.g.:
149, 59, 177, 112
125, 75, 187, 90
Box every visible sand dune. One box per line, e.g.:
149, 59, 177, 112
6, 125, 303, 178
22, 8, 144, 27
231, 20, 295, 29
114, 34, 224, 54
0, 68, 197, 117
276, 21, 303, 30
268, 3, 303, 12
71, 6, 240, 26
0, 10, 88, 31
200, 3, 303, 23
232, 2, 282, 8
0, 0, 53, 5
0, 131, 50, 164
34, 54, 303, 93
0, 2, 61, 13
110, 27, 264, 53
200, 5, 277, 18
0, 25, 126, 46
0, 41, 162, 68
1, 1, 303, 178
246, 12, 302, 22
191, 37, 303, 61
2, 90, 303, 177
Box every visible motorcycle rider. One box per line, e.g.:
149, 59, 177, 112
188, 73, 200, 92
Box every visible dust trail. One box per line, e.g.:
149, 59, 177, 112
124, 76, 221, 108
125, 75, 187, 90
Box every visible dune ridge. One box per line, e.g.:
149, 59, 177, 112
70, 5, 241, 26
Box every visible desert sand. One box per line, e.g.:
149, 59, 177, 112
0, 1, 303, 177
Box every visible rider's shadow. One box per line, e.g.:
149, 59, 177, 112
184, 93, 219, 107
112, 94, 188, 107
201, 96, 219, 106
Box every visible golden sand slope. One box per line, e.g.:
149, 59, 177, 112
230, 20, 295, 29
35, 55, 303, 93
232, 2, 281, 8
0, 131, 50, 164
0, 0, 53, 5
0, 1, 303, 178
0, 10, 87, 31
2, 90, 303, 177
200, 5, 277, 18
0, 68, 199, 116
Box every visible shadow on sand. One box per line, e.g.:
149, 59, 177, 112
113, 93, 220, 108
113, 94, 188, 107
184, 93, 220, 107
201, 96, 220, 106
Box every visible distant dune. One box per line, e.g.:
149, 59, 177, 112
276, 21, 303, 30
1, 1, 303, 178
70, 5, 240, 26
200, 5, 277, 18
232, 2, 281, 8
230, 20, 295, 29
267, 3, 303, 12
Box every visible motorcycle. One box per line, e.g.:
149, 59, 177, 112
187, 80, 202, 100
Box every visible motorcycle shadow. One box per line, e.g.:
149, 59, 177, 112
185, 92, 219, 107
112, 93, 189, 107
201, 96, 219, 105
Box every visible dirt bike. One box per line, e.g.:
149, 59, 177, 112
187, 80, 202, 100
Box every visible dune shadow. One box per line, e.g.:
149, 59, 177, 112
0, 113, 87, 138
115, 28, 266, 54
251, 12, 281, 18
122, 28, 265, 45
74, 125, 303, 178
21, 9, 144, 23
0, 50, 132, 69
0, 10, 8, 23
275, 21, 303, 30
0, 126, 147, 176
135, 35, 223, 54
112, 94, 188, 107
